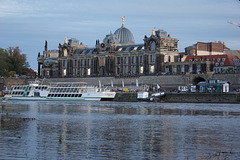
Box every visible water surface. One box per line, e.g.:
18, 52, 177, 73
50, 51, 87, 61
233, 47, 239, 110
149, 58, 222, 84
0, 101, 240, 159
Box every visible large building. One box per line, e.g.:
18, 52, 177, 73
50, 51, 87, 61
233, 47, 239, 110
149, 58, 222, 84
38, 18, 179, 78
37, 18, 240, 79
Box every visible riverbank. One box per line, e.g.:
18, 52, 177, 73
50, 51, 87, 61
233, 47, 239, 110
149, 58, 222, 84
113, 92, 240, 103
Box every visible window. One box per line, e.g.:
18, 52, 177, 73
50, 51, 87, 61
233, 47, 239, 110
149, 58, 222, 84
87, 68, 91, 75
132, 56, 136, 64
125, 57, 129, 64
150, 55, 155, 63
140, 56, 143, 63
81, 59, 85, 66
132, 66, 136, 74
88, 59, 91, 66
150, 41, 156, 51
140, 66, 143, 74
150, 65, 154, 74
63, 69, 67, 76
117, 57, 121, 64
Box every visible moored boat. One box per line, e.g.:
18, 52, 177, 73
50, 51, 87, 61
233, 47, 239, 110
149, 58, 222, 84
6, 81, 116, 101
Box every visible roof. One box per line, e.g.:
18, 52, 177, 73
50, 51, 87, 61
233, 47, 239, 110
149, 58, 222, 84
114, 26, 135, 45
185, 54, 240, 67
116, 44, 144, 52
74, 48, 95, 55
43, 58, 57, 64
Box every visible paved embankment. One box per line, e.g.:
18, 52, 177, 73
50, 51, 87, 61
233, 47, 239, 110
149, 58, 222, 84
114, 92, 240, 103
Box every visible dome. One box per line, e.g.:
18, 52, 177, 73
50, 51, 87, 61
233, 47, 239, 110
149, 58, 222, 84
114, 26, 135, 45
103, 32, 120, 44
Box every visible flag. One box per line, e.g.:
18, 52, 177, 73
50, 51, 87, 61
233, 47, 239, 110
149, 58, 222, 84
122, 80, 124, 88
99, 80, 101, 88
157, 84, 160, 89
111, 80, 113, 87
136, 79, 139, 87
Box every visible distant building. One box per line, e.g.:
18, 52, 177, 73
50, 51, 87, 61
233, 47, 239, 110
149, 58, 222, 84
164, 54, 240, 75
25, 68, 36, 78
198, 79, 229, 93
185, 41, 230, 56
38, 41, 59, 78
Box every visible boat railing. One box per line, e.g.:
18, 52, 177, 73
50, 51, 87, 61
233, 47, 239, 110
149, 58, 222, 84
50, 82, 90, 88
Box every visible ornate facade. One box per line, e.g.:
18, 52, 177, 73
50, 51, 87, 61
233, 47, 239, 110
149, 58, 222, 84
38, 20, 179, 78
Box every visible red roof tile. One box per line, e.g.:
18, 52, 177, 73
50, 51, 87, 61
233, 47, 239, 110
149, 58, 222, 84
184, 55, 239, 66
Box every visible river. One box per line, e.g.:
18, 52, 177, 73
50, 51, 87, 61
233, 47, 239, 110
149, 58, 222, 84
0, 101, 240, 159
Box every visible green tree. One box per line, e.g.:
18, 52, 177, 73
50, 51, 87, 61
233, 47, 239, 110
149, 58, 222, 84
6, 46, 28, 75
0, 47, 29, 76
0, 48, 9, 76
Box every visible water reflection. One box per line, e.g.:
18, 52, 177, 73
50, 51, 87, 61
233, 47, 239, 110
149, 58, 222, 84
0, 101, 240, 159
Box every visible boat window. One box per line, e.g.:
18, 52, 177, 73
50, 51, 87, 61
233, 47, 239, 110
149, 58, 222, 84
68, 94, 71, 97
64, 94, 68, 97
58, 94, 61, 97
75, 94, 78, 97
61, 94, 64, 97
78, 94, 82, 97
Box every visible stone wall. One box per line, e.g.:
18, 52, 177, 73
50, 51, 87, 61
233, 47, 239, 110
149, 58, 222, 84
43, 73, 240, 90
160, 93, 240, 103
2, 73, 240, 91
4, 78, 34, 89
113, 92, 240, 103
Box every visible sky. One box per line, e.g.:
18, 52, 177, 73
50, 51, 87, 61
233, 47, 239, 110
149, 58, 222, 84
0, 0, 239, 70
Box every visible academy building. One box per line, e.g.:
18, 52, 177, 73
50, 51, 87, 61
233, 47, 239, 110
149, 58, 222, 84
37, 17, 179, 78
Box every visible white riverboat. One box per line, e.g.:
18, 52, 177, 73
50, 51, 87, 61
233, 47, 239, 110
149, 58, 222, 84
6, 81, 116, 101
47, 82, 116, 101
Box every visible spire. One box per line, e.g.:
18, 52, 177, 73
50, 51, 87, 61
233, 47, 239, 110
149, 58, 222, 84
45, 40, 48, 51
121, 16, 125, 27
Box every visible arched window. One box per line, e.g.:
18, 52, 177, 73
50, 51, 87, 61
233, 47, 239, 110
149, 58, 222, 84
150, 41, 156, 51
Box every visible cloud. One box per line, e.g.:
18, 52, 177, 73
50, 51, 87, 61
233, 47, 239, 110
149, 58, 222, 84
0, 0, 239, 70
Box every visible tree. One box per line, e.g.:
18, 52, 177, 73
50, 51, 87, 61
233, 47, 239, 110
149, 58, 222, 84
0, 47, 29, 76
0, 48, 9, 76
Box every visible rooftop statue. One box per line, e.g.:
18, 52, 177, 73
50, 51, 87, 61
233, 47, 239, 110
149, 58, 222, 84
64, 37, 68, 44
152, 27, 156, 36
121, 16, 125, 27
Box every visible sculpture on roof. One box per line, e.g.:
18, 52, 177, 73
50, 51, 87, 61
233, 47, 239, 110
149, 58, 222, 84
121, 16, 125, 27
64, 37, 68, 44
152, 27, 156, 36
